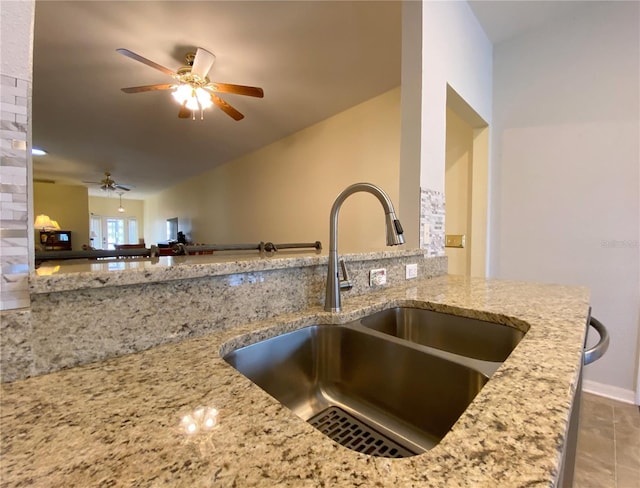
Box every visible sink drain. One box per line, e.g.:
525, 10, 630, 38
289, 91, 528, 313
308, 406, 415, 458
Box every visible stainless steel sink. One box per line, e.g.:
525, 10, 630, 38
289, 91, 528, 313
223, 323, 488, 457
359, 307, 526, 362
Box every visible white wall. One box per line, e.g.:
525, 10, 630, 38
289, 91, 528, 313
490, 2, 640, 400
445, 107, 473, 276
144, 88, 401, 253
0, 1, 34, 79
420, 1, 492, 193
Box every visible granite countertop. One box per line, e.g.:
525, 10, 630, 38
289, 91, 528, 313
1, 275, 590, 487
30, 249, 426, 294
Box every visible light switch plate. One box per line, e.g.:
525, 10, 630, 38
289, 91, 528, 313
11, 140, 26, 151
369, 268, 387, 286
405, 263, 418, 279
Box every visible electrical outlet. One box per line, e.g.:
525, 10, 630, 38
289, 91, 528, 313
369, 268, 387, 286
405, 263, 418, 280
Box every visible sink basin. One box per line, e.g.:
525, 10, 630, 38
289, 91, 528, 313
359, 307, 526, 362
223, 324, 488, 457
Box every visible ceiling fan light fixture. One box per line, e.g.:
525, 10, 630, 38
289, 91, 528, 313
171, 84, 192, 104
172, 85, 212, 112
118, 47, 261, 121
185, 95, 200, 111
196, 88, 213, 109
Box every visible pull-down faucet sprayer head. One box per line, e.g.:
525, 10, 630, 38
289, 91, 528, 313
385, 213, 405, 246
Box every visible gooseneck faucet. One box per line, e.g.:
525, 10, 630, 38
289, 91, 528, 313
324, 183, 405, 312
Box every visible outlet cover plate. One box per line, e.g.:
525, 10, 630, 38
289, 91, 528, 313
405, 263, 418, 279
445, 234, 466, 248
369, 268, 387, 286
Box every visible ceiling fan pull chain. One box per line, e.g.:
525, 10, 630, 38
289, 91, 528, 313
196, 95, 204, 120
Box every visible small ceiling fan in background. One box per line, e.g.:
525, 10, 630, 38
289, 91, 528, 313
117, 47, 264, 121
83, 171, 135, 192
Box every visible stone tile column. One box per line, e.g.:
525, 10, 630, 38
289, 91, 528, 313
1, 75, 31, 310
1, 0, 35, 310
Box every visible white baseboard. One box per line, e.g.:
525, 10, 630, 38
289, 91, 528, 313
582, 379, 637, 405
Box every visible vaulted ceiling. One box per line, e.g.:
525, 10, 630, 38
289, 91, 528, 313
32, 1, 402, 198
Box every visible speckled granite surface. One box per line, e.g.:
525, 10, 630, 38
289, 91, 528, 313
2, 251, 445, 382
30, 249, 430, 294
1, 275, 590, 487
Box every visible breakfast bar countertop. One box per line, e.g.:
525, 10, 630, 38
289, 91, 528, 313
1, 275, 590, 488
30, 249, 427, 294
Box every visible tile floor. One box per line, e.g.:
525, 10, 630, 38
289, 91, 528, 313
574, 392, 640, 488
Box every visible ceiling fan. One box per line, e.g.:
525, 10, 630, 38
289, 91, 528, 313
84, 172, 135, 192
117, 47, 264, 121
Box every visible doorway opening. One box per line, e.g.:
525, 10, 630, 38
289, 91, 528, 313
445, 85, 489, 277
90, 215, 138, 250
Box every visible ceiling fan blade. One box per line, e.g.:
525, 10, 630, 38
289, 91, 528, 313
191, 48, 216, 79
178, 101, 191, 119
210, 93, 244, 121
116, 48, 176, 77
207, 82, 264, 98
114, 184, 133, 191
121, 83, 175, 94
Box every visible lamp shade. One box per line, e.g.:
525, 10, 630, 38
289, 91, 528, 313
50, 220, 61, 230
34, 214, 53, 229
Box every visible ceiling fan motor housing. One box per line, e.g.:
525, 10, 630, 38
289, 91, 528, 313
176, 67, 210, 87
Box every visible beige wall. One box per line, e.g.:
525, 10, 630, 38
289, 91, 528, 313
444, 108, 473, 276
145, 88, 402, 253
33, 182, 89, 251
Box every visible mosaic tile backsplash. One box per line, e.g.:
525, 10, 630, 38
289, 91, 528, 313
420, 188, 445, 257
